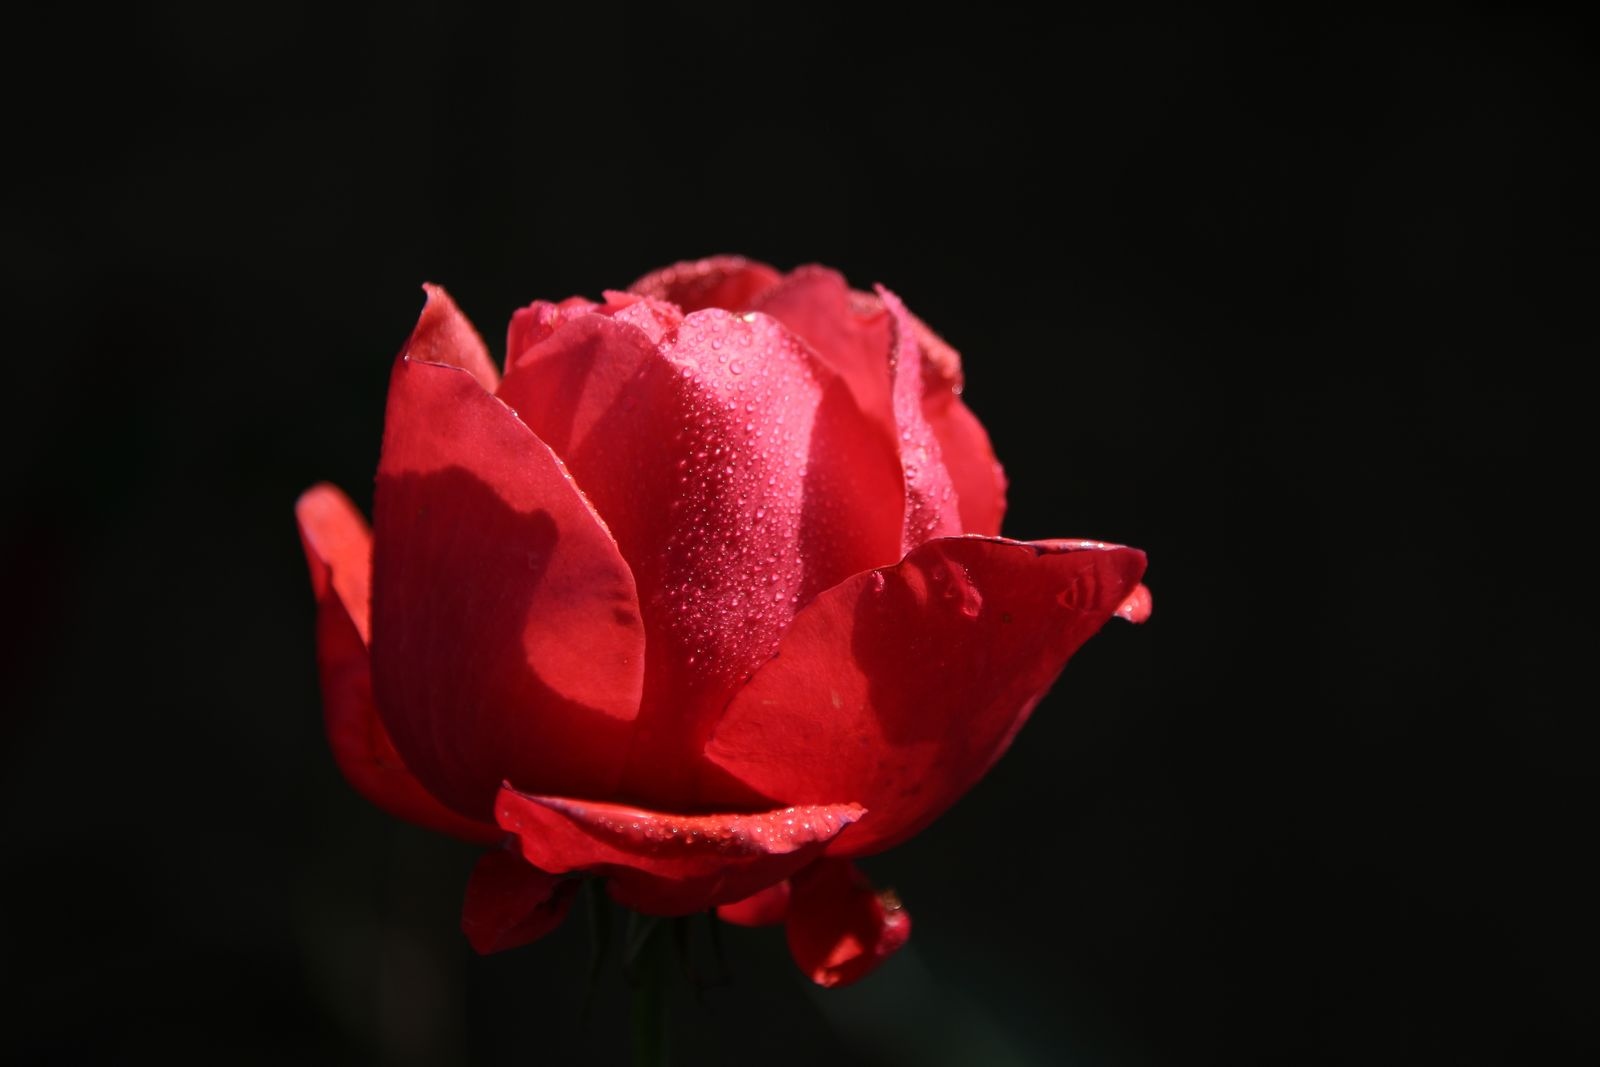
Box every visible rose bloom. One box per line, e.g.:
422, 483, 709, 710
296, 256, 1150, 987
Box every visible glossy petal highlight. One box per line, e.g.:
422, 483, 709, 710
786, 861, 911, 988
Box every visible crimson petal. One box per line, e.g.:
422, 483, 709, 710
900, 300, 1007, 536
496, 787, 863, 916
409, 283, 499, 392
880, 287, 963, 548
704, 536, 1148, 857
786, 860, 911, 988
750, 265, 894, 427
461, 848, 578, 954
371, 288, 647, 819
294, 484, 503, 845
1116, 582, 1154, 623
628, 254, 782, 312
497, 308, 902, 805
715, 880, 792, 927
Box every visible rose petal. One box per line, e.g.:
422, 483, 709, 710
704, 536, 1148, 857
629, 254, 783, 312
786, 860, 911, 988
715, 880, 792, 927
408, 283, 499, 392
879, 287, 964, 548
750, 265, 894, 428
461, 848, 578, 954
496, 787, 863, 916
925, 396, 1007, 536
371, 288, 647, 818
505, 295, 599, 368
294, 484, 503, 845
497, 308, 902, 805
1115, 582, 1154, 623
599, 290, 683, 343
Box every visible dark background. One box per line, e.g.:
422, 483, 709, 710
6, 6, 1593, 1064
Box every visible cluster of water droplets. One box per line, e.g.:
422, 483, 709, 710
578, 802, 863, 856
882, 290, 960, 546
926, 557, 984, 619
652, 311, 825, 685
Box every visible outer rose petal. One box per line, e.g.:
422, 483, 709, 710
629, 254, 782, 312
1116, 582, 1154, 623
880, 286, 963, 548
496, 308, 902, 806
410, 283, 499, 392
925, 398, 1007, 536
898, 301, 1007, 537
786, 861, 911, 988
715, 880, 792, 927
704, 536, 1148, 857
461, 848, 578, 954
371, 288, 647, 818
294, 484, 503, 845
495, 787, 863, 916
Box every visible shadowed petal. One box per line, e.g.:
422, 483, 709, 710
704, 536, 1148, 857
461, 848, 578, 954
294, 484, 503, 845
496, 786, 863, 915
371, 289, 647, 818
786, 860, 911, 988
716, 880, 792, 927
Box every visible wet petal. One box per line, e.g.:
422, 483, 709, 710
497, 308, 902, 805
629, 254, 782, 312
371, 289, 647, 818
786, 860, 911, 988
926, 397, 1007, 536
750, 265, 894, 428
496, 786, 863, 915
294, 484, 503, 845
880, 287, 963, 548
505, 295, 599, 369
460, 848, 578, 954
409, 283, 499, 392
704, 536, 1148, 857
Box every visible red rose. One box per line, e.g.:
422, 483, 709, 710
296, 256, 1150, 987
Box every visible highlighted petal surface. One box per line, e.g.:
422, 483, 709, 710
716, 880, 792, 927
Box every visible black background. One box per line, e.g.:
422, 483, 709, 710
6, 6, 1594, 1064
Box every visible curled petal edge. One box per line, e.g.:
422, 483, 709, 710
495, 786, 864, 916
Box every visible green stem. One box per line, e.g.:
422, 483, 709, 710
628, 916, 670, 1067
